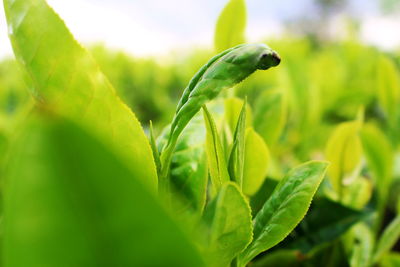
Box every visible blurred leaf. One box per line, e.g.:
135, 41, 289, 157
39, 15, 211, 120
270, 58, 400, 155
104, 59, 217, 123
281, 198, 368, 254
342, 176, 373, 210
214, 0, 247, 52
325, 121, 363, 197
149, 121, 161, 175
228, 101, 247, 188
377, 55, 400, 127
238, 161, 329, 266
253, 89, 287, 146
203, 105, 230, 193
243, 128, 270, 196
361, 123, 394, 201
4, 113, 204, 267
203, 182, 252, 267
251, 250, 300, 267
350, 224, 374, 267
4, 0, 158, 190
374, 215, 400, 263
380, 253, 400, 267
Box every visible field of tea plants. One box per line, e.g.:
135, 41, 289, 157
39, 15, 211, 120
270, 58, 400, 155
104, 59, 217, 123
0, 0, 399, 266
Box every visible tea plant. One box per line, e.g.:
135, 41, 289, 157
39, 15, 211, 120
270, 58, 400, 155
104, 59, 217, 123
1, 0, 400, 266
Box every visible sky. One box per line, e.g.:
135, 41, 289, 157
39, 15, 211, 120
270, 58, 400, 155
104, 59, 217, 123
1, 0, 400, 59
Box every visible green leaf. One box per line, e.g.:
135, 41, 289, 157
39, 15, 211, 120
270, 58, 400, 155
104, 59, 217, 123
238, 161, 329, 266
228, 101, 247, 188
280, 198, 368, 254
224, 97, 253, 135
376, 56, 400, 127
4, 0, 157, 190
325, 121, 363, 197
243, 128, 270, 196
251, 250, 299, 267
342, 176, 373, 210
374, 215, 400, 263
360, 123, 394, 202
203, 182, 252, 267
203, 105, 230, 193
4, 113, 204, 267
214, 0, 247, 52
149, 121, 161, 176
350, 223, 374, 267
157, 114, 208, 212
253, 89, 287, 146
380, 253, 400, 267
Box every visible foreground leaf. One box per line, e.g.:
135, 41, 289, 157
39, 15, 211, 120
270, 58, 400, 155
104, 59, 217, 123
238, 161, 329, 266
203, 183, 252, 267
4, 113, 204, 267
4, 0, 157, 190
214, 0, 247, 52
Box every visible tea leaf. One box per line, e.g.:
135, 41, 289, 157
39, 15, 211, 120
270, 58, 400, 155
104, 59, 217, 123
243, 128, 270, 196
374, 215, 400, 263
203, 105, 230, 193
3, 0, 158, 190
361, 123, 394, 201
224, 97, 253, 134
157, 114, 208, 212
203, 182, 252, 267
253, 89, 287, 146
325, 121, 363, 197
214, 0, 247, 52
376, 56, 400, 126
238, 161, 329, 266
4, 113, 204, 267
228, 101, 247, 188
350, 224, 374, 267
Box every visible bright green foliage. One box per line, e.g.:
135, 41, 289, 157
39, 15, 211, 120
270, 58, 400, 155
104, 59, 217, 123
3, 113, 204, 267
203, 183, 252, 267
3, 0, 158, 191
242, 128, 270, 196
374, 215, 400, 263
2, 0, 400, 265
238, 161, 329, 266
325, 120, 363, 197
214, 0, 247, 52
203, 105, 230, 193
228, 101, 247, 188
